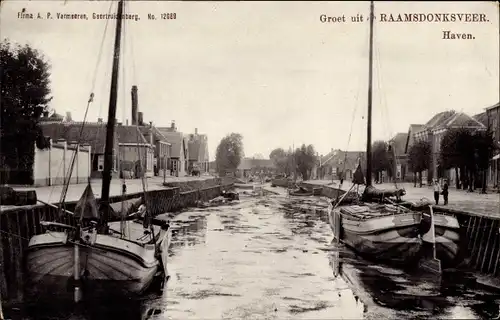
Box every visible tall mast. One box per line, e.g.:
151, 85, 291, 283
101, 0, 124, 224
365, 0, 375, 187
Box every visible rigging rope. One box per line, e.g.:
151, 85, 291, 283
119, 7, 128, 237
56, 0, 115, 211
375, 44, 399, 189
338, 20, 369, 185
90, 0, 115, 170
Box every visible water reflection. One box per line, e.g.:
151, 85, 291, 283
169, 211, 208, 251
327, 241, 498, 320
10, 190, 500, 320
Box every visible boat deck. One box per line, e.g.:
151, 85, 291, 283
108, 220, 163, 245
340, 203, 411, 220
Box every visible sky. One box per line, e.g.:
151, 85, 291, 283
1, 1, 499, 159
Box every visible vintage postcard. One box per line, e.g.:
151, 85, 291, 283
0, 1, 499, 319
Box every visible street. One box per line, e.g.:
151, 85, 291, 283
306, 180, 500, 217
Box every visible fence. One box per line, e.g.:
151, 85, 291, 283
33, 139, 91, 187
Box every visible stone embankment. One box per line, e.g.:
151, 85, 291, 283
0, 175, 232, 304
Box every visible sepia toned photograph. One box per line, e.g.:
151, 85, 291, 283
0, 0, 499, 319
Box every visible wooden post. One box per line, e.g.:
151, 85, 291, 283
0, 214, 7, 303
74, 240, 82, 302
465, 216, 474, 240
480, 220, 496, 272
475, 219, 491, 269
487, 224, 500, 274
0, 289, 4, 320
471, 217, 484, 263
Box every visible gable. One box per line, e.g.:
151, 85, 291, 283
389, 132, 409, 156
446, 112, 485, 129
158, 130, 183, 158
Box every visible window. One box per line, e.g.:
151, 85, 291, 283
98, 155, 104, 171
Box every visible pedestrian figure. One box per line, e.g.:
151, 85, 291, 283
442, 179, 449, 205
433, 179, 441, 205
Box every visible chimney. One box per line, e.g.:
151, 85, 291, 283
171, 120, 176, 130
126, 119, 129, 125
149, 121, 153, 127
195, 128, 198, 135
131, 85, 138, 125
138, 112, 143, 126
98, 118, 103, 123
65, 112, 72, 122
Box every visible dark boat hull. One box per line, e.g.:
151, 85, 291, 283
426, 213, 461, 268
25, 223, 170, 303
329, 204, 422, 266
342, 227, 422, 265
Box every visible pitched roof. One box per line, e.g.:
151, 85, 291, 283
423, 110, 456, 131
115, 125, 148, 144
444, 112, 485, 129
473, 112, 488, 127
40, 122, 117, 154
158, 130, 184, 158
320, 149, 365, 170
389, 132, 409, 156
405, 124, 424, 153
485, 102, 500, 111
138, 126, 170, 144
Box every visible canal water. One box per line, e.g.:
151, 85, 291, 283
7, 188, 500, 319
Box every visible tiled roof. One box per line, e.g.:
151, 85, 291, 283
473, 112, 488, 127
138, 126, 170, 144
115, 125, 148, 144
405, 124, 424, 153
445, 112, 485, 129
39, 122, 117, 154
320, 149, 365, 170
389, 132, 409, 156
158, 130, 184, 158
486, 102, 500, 111
423, 110, 456, 131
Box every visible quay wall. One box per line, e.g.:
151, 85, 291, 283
296, 182, 500, 284
0, 178, 232, 304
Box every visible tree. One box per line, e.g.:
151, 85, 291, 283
440, 128, 463, 189
293, 144, 316, 181
269, 148, 288, 175
439, 128, 477, 191
408, 140, 431, 187
0, 39, 52, 184
215, 133, 244, 176
372, 140, 390, 183
474, 130, 496, 193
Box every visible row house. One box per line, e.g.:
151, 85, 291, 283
186, 128, 210, 175
39, 115, 157, 178
157, 121, 210, 177
318, 149, 366, 181
236, 158, 276, 178
485, 102, 500, 188
157, 128, 188, 177
408, 110, 485, 185
39, 116, 120, 178
388, 132, 409, 182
